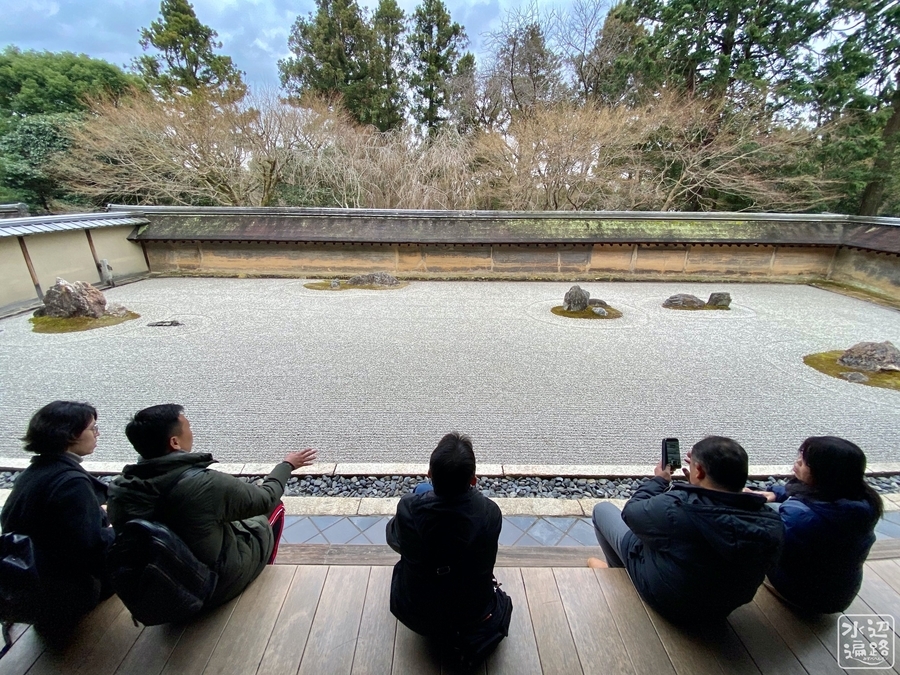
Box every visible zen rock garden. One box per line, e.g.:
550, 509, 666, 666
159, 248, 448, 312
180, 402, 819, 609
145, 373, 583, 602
30, 278, 138, 333
552, 285, 623, 319
663, 292, 732, 309
804, 340, 900, 391
306, 272, 406, 291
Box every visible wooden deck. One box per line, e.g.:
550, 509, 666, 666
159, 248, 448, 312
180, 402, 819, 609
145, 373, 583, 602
4, 554, 900, 674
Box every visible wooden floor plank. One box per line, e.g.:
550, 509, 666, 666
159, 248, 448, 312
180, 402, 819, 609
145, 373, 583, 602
697, 621, 762, 675
870, 539, 900, 561
73, 602, 144, 675
752, 588, 844, 675
859, 565, 900, 624
351, 567, 397, 675
521, 567, 582, 675
159, 596, 240, 675
277, 545, 606, 568
0, 626, 45, 675
487, 568, 542, 675
867, 559, 900, 596
297, 566, 370, 675
257, 566, 328, 675
727, 601, 807, 674
391, 623, 440, 675
641, 602, 725, 675
26, 596, 128, 675
202, 565, 295, 675
594, 569, 674, 675
554, 568, 634, 675
113, 624, 186, 675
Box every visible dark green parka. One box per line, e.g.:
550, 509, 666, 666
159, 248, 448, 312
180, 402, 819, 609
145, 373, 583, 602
107, 452, 291, 606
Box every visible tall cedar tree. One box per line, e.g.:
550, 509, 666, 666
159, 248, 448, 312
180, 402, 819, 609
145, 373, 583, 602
821, 0, 899, 215
624, 0, 829, 102
408, 0, 469, 134
370, 0, 407, 131
135, 0, 246, 100
279, 0, 377, 127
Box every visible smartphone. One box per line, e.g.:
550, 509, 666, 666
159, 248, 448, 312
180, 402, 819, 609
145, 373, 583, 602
662, 438, 681, 470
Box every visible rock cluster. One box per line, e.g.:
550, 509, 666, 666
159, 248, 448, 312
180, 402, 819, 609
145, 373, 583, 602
662, 293, 705, 309
34, 278, 108, 318
346, 272, 400, 287
838, 341, 900, 372
663, 292, 732, 309
563, 285, 590, 311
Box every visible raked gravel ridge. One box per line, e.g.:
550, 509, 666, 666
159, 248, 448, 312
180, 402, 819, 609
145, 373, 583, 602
0, 279, 898, 467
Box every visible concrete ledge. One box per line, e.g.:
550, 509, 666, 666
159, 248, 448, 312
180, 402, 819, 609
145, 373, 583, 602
4, 459, 900, 480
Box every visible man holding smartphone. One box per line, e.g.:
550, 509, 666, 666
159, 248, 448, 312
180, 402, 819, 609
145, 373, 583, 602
589, 436, 784, 623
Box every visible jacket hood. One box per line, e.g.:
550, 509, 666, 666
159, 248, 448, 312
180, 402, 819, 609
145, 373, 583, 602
109, 452, 215, 522
674, 484, 784, 564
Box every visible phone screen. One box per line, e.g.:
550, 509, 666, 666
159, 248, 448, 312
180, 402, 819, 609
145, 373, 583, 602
662, 438, 680, 469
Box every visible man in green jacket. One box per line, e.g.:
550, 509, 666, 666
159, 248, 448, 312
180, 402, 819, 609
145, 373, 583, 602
107, 404, 316, 607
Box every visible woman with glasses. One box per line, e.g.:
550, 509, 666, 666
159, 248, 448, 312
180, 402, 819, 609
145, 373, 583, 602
1, 401, 115, 638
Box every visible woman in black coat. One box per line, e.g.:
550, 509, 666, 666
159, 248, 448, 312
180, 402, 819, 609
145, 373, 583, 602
1, 401, 115, 636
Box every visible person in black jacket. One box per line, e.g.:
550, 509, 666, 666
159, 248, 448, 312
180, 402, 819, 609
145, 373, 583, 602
589, 436, 784, 624
386, 433, 511, 665
1, 401, 115, 637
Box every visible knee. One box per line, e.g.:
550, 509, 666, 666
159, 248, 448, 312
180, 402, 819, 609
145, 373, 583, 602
592, 501, 622, 525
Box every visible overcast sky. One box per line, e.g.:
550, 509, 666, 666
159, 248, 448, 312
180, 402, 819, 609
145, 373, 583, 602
1, 0, 546, 91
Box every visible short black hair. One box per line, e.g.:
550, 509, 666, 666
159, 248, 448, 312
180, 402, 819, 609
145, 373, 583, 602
430, 432, 476, 497
691, 436, 748, 492
125, 404, 184, 459
22, 401, 97, 455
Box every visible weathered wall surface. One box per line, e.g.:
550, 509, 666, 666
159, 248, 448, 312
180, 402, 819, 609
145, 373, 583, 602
144, 240, 847, 282
88, 226, 149, 278
26, 229, 99, 292
830, 248, 900, 297
0, 238, 37, 310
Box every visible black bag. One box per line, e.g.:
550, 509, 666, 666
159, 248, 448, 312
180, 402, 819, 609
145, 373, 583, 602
0, 469, 80, 653
449, 584, 513, 669
108, 467, 217, 626
109, 519, 217, 626
0, 533, 41, 654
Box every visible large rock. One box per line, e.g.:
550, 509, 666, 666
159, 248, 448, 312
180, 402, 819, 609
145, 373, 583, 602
588, 298, 610, 308
563, 285, 590, 312
346, 272, 399, 287
663, 294, 705, 309
837, 341, 900, 372
34, 278, 107, 319
707, 292, 732, 308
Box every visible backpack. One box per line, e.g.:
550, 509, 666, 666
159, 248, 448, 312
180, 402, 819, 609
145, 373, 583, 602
448, 582, 513, 669
0, 469, 81, 654
0, 533, 40, 654
108, 467, 217, 626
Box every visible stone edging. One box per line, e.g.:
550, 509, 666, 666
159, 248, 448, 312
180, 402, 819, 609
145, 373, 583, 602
6, 460, 900, 477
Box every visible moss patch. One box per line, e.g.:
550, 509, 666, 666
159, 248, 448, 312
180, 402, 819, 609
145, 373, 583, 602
551, 305, 623, 320
30, 312, 141, 334
304, 281, 409, 291
804, 350, 900, 391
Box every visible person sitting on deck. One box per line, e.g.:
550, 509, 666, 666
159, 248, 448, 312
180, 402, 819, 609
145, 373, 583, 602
589, 436, 784, 624
107, 404, 317, 608
386, 432, 512, 666
749, 436, 881, 613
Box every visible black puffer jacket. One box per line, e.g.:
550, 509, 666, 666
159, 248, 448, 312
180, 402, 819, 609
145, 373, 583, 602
1, 453, 114, 625
387, 488, 502, 636
108, 452, 291, 606
621, 477, 784, 623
